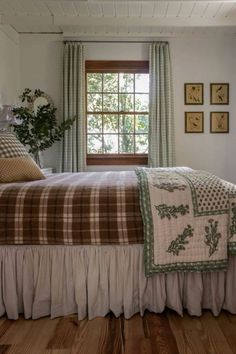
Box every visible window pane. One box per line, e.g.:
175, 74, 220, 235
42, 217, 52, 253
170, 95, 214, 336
135, 94, 149, 112
104, 115, 118, 133
135, 134, 148, 153
103, 94, 118, 112
87, 93, 102, 112
119, 135, 134, 153
135, 115, 148, 133
119, 94, 134, 112
119, 115, 134, 133
87, 73, 102, 92
119, 73, 134, 93
135, 74, 149, 93
87, 115, 102, 133
87, 134, 103, 153
104, 134, 118, 153
103, 73, 118, 92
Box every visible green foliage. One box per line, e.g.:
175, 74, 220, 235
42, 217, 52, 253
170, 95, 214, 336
12, 88, 75, 165
155, 204, 189, 220
86, 72, 149, 154
204, 219, 221, 257
167, 225, 194, 256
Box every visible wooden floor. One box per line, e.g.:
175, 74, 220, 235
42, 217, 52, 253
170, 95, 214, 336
0, 310, 235, 353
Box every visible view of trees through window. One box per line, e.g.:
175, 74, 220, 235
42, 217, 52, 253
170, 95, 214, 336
86, 71, 149, 155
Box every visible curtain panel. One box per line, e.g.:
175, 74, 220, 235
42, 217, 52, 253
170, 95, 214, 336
61, 42, 86, 172
149, 42, 175, 167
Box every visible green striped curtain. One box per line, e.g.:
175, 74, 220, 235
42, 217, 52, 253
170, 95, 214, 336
61, 42, 86, 172
149, 42, 175, 167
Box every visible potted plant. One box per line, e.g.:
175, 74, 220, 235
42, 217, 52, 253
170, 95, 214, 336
12, 88, 75, 168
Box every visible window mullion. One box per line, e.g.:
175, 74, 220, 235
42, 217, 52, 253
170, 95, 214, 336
102, 73, 104, 154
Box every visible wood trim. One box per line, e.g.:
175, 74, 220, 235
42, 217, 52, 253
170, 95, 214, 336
86, 60, 149, 73
87, 154, 148, 165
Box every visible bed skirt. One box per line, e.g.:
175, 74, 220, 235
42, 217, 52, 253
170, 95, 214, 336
0, 245, 236, 320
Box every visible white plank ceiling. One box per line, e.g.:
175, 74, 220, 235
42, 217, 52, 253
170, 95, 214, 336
0, 0, 236, 37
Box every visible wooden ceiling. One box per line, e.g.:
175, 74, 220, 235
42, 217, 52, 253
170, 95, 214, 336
0, 1, 236, 37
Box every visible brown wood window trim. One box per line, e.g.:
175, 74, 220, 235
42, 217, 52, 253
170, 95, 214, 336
87, 154, 148, 165
86, 60, 149, 165
86, 60, 149, 73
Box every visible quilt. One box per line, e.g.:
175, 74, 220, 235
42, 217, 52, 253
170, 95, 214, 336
136, 167, 236, 276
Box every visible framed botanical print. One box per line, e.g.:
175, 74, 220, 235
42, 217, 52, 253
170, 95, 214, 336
185, 112, 204, 133
210, 83, 229, 105
184, 83, 204, 105
210, 112, 229, 133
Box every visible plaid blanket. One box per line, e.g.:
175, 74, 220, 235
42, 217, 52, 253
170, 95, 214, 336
0, 172, 143, 245
136, 167, 236, 276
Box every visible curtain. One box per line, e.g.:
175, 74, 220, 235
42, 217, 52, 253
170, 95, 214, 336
148, 42, 175, 167
61, 42, 86, 172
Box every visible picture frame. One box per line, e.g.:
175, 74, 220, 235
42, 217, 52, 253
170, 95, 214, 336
210, 83, 229, 105
185, 112, 204, 133
184, 83, 204, 105
210, 112, 229, 133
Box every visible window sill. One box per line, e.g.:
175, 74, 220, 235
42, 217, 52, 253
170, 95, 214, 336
87, 154, 148, 165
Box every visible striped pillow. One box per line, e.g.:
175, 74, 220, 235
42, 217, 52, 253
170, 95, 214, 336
0, 132, 28, 158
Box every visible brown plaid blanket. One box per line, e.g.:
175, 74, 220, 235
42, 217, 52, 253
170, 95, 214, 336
0, 172, 143, 245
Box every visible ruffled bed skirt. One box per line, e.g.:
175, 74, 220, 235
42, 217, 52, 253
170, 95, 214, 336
0, 245, 236, 320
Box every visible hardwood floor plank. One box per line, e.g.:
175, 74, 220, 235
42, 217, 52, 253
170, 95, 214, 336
71, 317, 107, 354
171, 312, 212, 354
43, 350, 71, 354
46, 316, 78, 350
0, 311, 235, 354
124, 313, 152, 354
200, 312, 233, 354
0, 345, 10, 354
0, 320, 14, 341
5, 317, 59, 354
215, 312, 236, 352
147, 312, 179, 354
101, 315, 124, 354
0, 318, 34, 345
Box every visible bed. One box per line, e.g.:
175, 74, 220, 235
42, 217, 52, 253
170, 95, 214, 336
0, 170, 236, 320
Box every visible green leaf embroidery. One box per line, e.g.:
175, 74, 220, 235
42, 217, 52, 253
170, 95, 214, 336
153, 183, 186, 192
155, 204, 189, 220
167, 225, 194, 256
230, 204, 236, 239
204, 219, 221, 257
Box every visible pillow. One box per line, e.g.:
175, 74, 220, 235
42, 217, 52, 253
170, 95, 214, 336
0, 132, 45, 183
0, 156, 45, 183
0, 132, 28, 158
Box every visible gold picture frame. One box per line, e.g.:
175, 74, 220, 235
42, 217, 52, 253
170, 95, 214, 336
184, 83, 204, 105
210, 83, 229, 105
210, 112, 229, 133
185, 112, 204, 133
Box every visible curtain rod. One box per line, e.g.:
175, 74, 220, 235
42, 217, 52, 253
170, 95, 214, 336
64, 40, 168, 44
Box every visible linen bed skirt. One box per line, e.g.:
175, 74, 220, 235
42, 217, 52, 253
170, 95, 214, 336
0, 245, 236, 320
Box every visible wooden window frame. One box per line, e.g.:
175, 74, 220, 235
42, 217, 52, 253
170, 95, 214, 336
86, 60, 149, 165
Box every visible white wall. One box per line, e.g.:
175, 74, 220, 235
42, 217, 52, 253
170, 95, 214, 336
0, 26, 20, 106
19, 34, 63, 168
170, 38, 236, 183
19, 34, 236, 182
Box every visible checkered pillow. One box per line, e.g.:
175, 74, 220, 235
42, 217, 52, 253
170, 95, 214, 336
0, 132, 28, 158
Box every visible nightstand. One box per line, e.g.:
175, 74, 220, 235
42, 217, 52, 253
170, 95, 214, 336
41, 168, 53, 175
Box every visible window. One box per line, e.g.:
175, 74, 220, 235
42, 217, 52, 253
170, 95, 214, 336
86, 61, 149, 165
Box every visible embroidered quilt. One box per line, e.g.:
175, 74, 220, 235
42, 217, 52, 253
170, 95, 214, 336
135, 167, 236, 276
